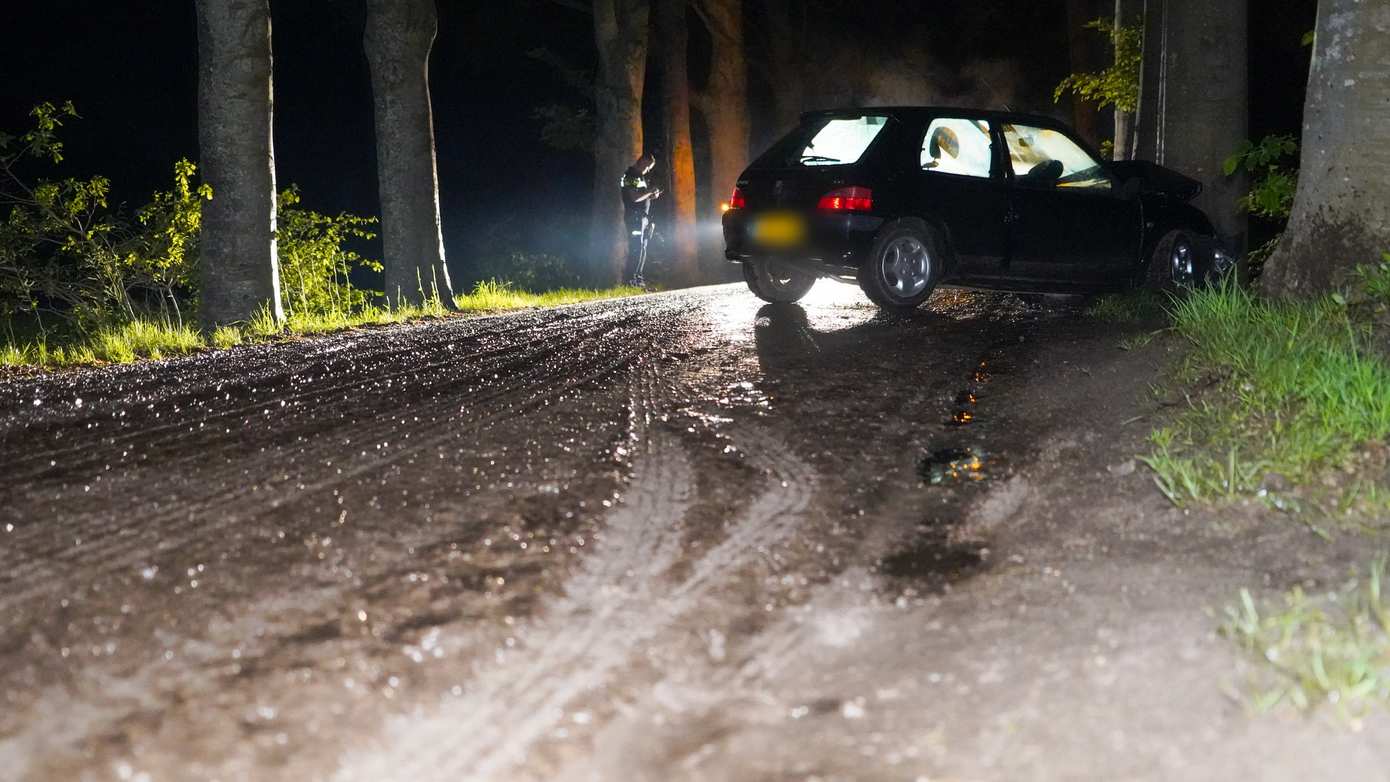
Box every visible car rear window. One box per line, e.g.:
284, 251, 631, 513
752, 114, 892, 169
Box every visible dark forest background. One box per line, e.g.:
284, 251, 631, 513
1, 0, 1315, 281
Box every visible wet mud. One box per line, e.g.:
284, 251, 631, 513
0, 284, 1200, 780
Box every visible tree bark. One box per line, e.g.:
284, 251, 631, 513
1132, 0, 1247, 250
1112, 0, 1143, 160
194, 0, 283, 330
657, 0, 699, 284
364, 0, 457, 308
695, 0, 748, 281
592, 0, 650, 284
1261, 1, 1390, 298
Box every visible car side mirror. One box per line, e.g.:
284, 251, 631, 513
1120, 176, 1144, 200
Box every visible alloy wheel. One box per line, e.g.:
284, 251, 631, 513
880, 236, 931, 298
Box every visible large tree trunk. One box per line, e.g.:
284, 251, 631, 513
194, 0, 283, 330
592, 0, 650, 284
1112, 0, 1143, 160
1132, 0, 1248, 250
1261, 0, 1390, 298
364, 0, 457, 308
696, 0, 749, 281
657, 0, 699, 285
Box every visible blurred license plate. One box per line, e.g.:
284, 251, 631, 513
752, 212, 805, 247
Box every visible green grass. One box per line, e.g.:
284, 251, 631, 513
1086, 290, 1168, 323
1141, 279, 1390, 507
1223, 559, 1390, 721
0, 281, 640, 371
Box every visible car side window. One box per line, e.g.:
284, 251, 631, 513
920, 118, 993, 178
1000, 124, 1112, 191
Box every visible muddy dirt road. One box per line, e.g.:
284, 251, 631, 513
3, 284, 1388, 781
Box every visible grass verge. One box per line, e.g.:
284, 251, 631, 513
1223, 558, 1390, 721
0, 281, 642, 371
1140, 277, 1390, 509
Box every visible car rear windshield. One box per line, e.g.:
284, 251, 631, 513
751, 114, 892, 169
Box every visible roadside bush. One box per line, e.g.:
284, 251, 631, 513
0, 101, 382, 344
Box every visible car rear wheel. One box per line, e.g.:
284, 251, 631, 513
858, 221, 941, 313
743, 259, 816, 303
1146, 229, 1199, 291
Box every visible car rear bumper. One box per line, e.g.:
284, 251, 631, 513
723, 210, 884, 273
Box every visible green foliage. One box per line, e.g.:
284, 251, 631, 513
469, 251, 581, 292
118, 158, 211, 323
1354, 253, 1390, 305
1224, 559, 1390, 720
1086, 290, 1166, 323
1142, 278, 1390, 506
1224, 135, 1299, 220
1054, 19, 1142, 114
0, 102, 129, 323
275, 186, 380, 317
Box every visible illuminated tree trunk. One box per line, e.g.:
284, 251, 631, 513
696, 0, 748, 281
364, 0, 457, 308
1262, 0, 1390, 298
1112, 0, 1142, 160
592, 0, 650, 284
194, 0, 283, 329
1133, 0, 1247, 248
657, 0, 699, 284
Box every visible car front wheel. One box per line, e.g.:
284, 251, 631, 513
858, 221, 941, 313
742, 259, 816, 303
1146, 229, 1199, 291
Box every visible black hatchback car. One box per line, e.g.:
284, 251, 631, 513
723, 107, 1235, 312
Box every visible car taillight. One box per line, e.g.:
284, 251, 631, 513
728, 186, 747, 210
817, 186, 873, 212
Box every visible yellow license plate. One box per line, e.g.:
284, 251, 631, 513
752, 212, 805, 247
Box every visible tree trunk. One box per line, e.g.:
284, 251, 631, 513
1261, 0, 1390, 298
364, 0, 457, 308
1065, 0, 1103, 147
194, 0, 283, 330
1112, 0, 1143, 160
592, 0, 650, 285
1132, 0, 1247, 250
696, 0, 749, 281
657, 0, 699, 285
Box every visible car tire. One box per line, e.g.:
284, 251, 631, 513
742, 259, 816, 303
858, 221, 941, 313
1146, 229, 1200, 292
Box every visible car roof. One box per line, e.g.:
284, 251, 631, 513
801, 106, 1069, 129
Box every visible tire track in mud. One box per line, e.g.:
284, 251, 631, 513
0, 303, 690, 612
1, 307, 637, 554
334, 375, 818, 782
0, 305, 640, 480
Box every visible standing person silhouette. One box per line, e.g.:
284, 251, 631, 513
620, 153, 663, 286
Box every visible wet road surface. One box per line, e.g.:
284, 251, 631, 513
5, 283, 1385, 781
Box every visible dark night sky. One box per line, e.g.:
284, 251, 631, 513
1, 0, 1314, 277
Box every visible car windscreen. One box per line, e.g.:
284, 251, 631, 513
750, 114, 892, 169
